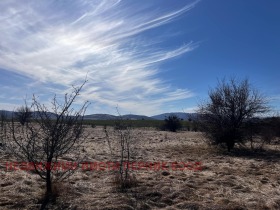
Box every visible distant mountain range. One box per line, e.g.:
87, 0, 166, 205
0, 110, 14, 118
83, 114, 154, 120
0, 110, 58, 119
0, 110, 196, 121
151, 112, 197, 120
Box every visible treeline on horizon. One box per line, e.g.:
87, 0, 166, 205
1, 108, 280, 132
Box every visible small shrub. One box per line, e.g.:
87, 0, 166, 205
113, 172, 138, 191
14, 105, 32, 125
106, 111, 139, 192
6, 81, 88, 200
198, 78, 269, 151
260, 127, 276, 144
161, 115, 182, 132
114, 120, 129, 130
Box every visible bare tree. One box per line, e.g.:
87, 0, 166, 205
6, 82, 89, 204
198, 78, 269, 151
14, 103, 32, 125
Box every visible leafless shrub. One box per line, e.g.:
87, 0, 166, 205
187, 113, 199, 132
105, 110, 138, 191
161, 115, 182, 132
260, 127, 276, 144
14, 103, 32, 126
90, 122, 96, 128
112, 172, 138, 190
6, 81, 89, 205
115, 116, 135, 191
198, 77, 269, 151
103, 124, 113, 156
243, 116, 280, 150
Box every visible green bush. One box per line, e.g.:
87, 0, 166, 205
161, 115, 182, 132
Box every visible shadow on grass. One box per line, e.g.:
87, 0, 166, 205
221, 147, 280, 162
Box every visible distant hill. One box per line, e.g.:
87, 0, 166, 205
0, 110, 14, 118
84, 114, 154, 120
0, 110, 58, 119
0, 110, 196, 121
83, 114, 118, 120
151, 112, 197, 120
32, 111, 58, 119
122, 114, 154, 120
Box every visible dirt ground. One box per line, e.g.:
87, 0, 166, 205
1, 126, 280, 210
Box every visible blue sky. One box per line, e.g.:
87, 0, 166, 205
0, 0, 279, 116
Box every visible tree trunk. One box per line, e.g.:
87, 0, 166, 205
46, 169, 52, 195
40, 170, 52, 210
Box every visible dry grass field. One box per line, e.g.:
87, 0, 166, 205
1, 126, 280, 210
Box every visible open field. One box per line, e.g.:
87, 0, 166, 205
83, 120, 192, 129
1, 126, 280, 210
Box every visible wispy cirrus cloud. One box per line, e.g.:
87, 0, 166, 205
0, 0, 198, 115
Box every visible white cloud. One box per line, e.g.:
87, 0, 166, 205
183, 106, 198, 113
0, 102, 20, 111
0, 0, 198, 115
269, 95, 280, 101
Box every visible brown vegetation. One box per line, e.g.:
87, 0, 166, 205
198, 78, 269, 151
1, 127, 279, 210
4, 82, 88, 209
